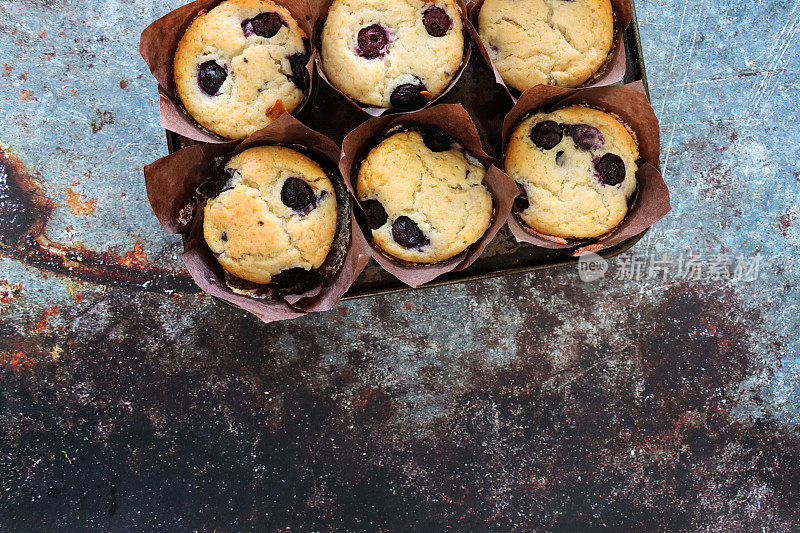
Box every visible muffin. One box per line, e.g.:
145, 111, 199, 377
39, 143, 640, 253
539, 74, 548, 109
356, 128, 493, 263
505, 105, 638, 239
321, 0, 464, 109
478, 0, 614, 91
174, 0, 309, 139
203, 146, 337, 285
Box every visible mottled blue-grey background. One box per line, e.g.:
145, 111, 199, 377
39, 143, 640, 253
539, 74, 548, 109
1, 0, 799, 531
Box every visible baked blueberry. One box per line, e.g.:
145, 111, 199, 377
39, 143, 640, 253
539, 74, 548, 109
271, 267, 321, 294
514, 182, 529, 211
357, 24, 389, 59
555, 150, 566, 166
529, 120, 563, 150
287, 51, 308, 88
390, 83, 427, 109
243, 12, 284, 38
361, 199, 388, 230
422, 129, 452, 152
392, 216, 429, 248
423, 7, 452, 37
595, 153, 625, 185
198, 61, 227, 96
281, 177, 316, 212
565, 124, 605, 151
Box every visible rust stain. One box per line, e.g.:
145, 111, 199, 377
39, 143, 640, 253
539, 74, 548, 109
20, 89, 36, 101
352, 386, 395, 424
33, 305, 59, 333
120, 241, 148, 267
66, 188, 97, 216
2, 63, 12, 76
0, 279, 23, 303
0, 351, 35, 372
67, 281, 83, 303
66, 282, 84, 303
0, 146, 197, 293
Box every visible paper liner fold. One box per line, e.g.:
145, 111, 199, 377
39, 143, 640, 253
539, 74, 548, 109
140, 0, 317, 143
143, 113, 371, 323
308, 0, 472, 117
500, 81, 671, 252
466, 0, 632, 103
339, 104, 517, 287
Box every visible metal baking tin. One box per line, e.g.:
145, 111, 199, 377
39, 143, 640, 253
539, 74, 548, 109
165, 3, 650, 300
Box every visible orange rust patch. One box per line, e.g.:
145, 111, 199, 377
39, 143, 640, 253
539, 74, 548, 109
33, 305, 59, 333
66, 188, 97, 215
0, 280, 23, 303
20, 89, 37, 101
120, 241, 148, 267
0, 351, 35, 371
2, 63, 12, 76
67, 282, 85, 303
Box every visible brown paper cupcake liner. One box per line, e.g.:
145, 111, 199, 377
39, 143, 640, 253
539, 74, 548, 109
339, 103, 517, 288
143, 113, 371, 323
140, 0, 317, 143
308, 0, 472, 117
466, 0, 632, 103
500, 81, 671, 253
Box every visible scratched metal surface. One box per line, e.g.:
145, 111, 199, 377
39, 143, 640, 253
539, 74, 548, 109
1, 0, 799, 531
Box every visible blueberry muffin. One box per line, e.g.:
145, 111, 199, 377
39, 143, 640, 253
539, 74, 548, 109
321, 0, 464, 109
203, 146, 337, 285
356, 128, 492, 263
478, 0, 614, 91
174, 0, 309, 139
505, 106, 638, 239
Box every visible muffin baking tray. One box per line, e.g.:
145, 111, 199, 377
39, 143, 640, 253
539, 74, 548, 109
165, 3, 651, 299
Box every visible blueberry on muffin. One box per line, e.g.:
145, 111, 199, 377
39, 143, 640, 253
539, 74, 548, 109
174, 0, 309, 139
505, 105, 638, 239
203, 146, 337, 285
356, 128, 493, 263
478, 0, 614, 91
321, 0, 464, 109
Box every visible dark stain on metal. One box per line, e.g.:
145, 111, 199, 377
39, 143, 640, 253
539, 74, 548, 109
0, 146, 49, 245
778, 206, 797, 237
89, 109, 114, 134
0, 146, 197, 293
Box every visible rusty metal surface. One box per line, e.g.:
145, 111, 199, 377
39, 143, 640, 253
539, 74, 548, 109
1, 0, 799, 531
